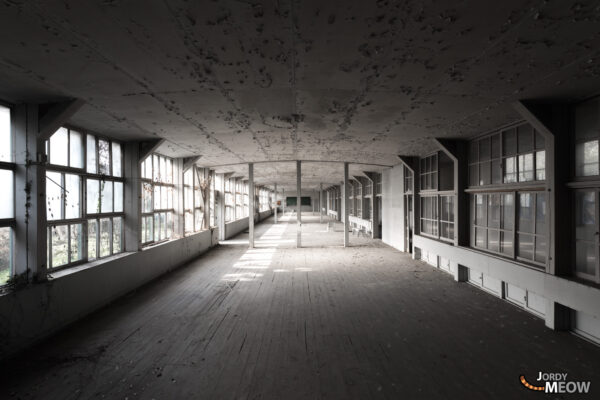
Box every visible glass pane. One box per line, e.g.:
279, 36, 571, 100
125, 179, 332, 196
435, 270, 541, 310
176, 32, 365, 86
518, 193, 534, 233
161, 185, 168, 209
143, 157, 152, 179
518, 124, 533, 153
575, 140, 599, 177
50, 225, 68, 268
0, 106, 11, 162
160, 157, 166, 183
488, 229, 499, 252
101, 181, 113, 213
502, 193, 514, 230
146, 215, 153, 243
167, 186, 173, 209
500, 231, 513, 256
98, 140, 110, 175
575, 191, 596, 241
0, 169, 14, 219
99, 218, 111, 257
504, 156, 517, 183
195, 209, 203, 231
491, 134, 501, 159
88, 219, 97, 260
46, 171, 63, 221
167, 159, 173, 184
503, 128, 517, 156
475, 195, 486, 227
536, 150, 545, 180
469, 164, 478, 187
49, 127, 69, 166
112, 142, 122, 177
70, 223, 83, 263
536, 194, 546, 235
479, 137, 490, 161
518, 153, 534, 182
469, 141, 478, 163
475, 227, 486, 248
65, 174, 80, 219
535, 130, 545, 150
167, 212, 172, 238
576, 241, 596, 276
479, 161, 490, 185
518, 233, 534, 260
154, 185, 160, 210
68, 130, 84, 168
0, 227, 12, 285
86, 179, 100, 214
161, 212, 166, 239
114, 182, 123, 213
154, 213, 160, 241
535, 236, 546, 264
491, 159, 502, 184
86, 135, 97, 173
141, 216, 147, 243
488, 194, 500, 229
185, 211, 193, 233
113, 217, 122, 254
142, 183, 153, 213
153, 155, 160, 181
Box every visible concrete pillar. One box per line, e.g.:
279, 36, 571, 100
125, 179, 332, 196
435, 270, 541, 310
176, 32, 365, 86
296, 161, 301, 248
274, 183, 278, 224
13, 104, 47, 281
173, 158, 184, 238
545, 301, 572, 331
248, 163, 254, 248
218, 173, 226, 241
123, 142, 141, 251
319, 183, 323, 223
343, 162, 350, 247
202, 168, 210, 230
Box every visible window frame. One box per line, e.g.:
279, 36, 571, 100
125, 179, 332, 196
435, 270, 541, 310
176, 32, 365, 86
140, 154, 174, 246
0, 104, 15, 285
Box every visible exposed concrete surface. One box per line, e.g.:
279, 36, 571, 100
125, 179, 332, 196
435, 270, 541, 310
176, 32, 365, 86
2, 1, 600, 188
1, 216, 599, 399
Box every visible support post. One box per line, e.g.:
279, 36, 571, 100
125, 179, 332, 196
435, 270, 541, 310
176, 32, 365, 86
296, 161, 301, 248
320, 183, 323, 223
274, 183, 278, 224
248, 163, 254, 248
218, 173, 226, 241
123, 142, 141, 251
343, 162, 350, 247
282, 188, 285, 215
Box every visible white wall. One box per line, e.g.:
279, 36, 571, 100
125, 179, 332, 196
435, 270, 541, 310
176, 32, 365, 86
382, 165, 405, 251
224, 209, 273, 238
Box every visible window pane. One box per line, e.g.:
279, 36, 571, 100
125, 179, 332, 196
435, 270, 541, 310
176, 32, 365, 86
142, 183, 153, 213
0, 106, 11, 162
535, 130, 545, 150
0, 169, 14, 219
88, 219, 97, 260
154, 213, 160, 241
475, 195, 486, 227
0, 227, 12, 285
576, 242, 596, 276
488, 194, 500, 229
195, 209, 203, 231
518, 193, 534, 233
185, 211, 193, 234
50, 225, 68, 268
503, 128, 517, 156
518, 233, 534, 260
500, 231, 513, 256
161, 185, 168, 209
535, 236, 546, 264
575, 191, 596, 241
491, 159, 502, 184
160, 212, 166, 240
491, 134, 501, 159
113, 217, 122, 254
65, 174, 80, 219
536, 150, 545, 180
143, 157, 152, 179
469, 164, 478, 187
49, 128, 69, 166
86, 135, 97, 173
167, 212, 172, 238
518, 153, 534, 182
504, 156, 517, 183
86, 179, 100, 214
475, 227, 486, 248
114, 182, 123, 213
576, 140, 599, 177
160, 157, 166, 183
479, 161, 490, 185
146, 215, 153, 243
101, 181, 113, 213
141, 216, 147, 243
98, 140, 110, 175
46, 171, 62, 221
112, 142, 122, 177
536, 194, 546, 235
502, 193, 514, 230
70, 223, 83, 263
154, 185, 160, 210
167, 186, 173, 209
153, 155, 160, 181
517, 124, 533, 153
166, 159, 173, 184
99, 218, 111, 257
69, 130, 84, 168
488, 229, 499, 252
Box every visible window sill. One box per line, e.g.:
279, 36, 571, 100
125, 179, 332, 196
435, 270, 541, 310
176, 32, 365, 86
48, 251, 133, 280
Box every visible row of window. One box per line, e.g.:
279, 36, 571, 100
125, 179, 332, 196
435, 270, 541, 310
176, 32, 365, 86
223, 177, 275, 222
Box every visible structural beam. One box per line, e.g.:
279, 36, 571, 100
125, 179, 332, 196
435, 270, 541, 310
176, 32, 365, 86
248, 163, 254, 248
182, 156, 201, 172
38, 98, 85, 141
139, 138, 166, 163
320, 183, 323, 223
297, 161, 301, 248
343, 162, 350, 247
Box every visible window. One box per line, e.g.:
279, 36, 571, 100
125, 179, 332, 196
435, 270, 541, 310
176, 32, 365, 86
517, 192, 547, 264
140, 154, 173, 245
575, 98, 600, 177
420, 154, 438, 190
439, 195, 455, 241
243, 182, 249, 217
46, 128, 124, 270
420, 196, 438, 237
574, 190, 599, 282
0, 105, 14, 285
225, 178, 234, 222
184, 167, 205, 235
210, 170, 216, 227
468, 122, 545, 186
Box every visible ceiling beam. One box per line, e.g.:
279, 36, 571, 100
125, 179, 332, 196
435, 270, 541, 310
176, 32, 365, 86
139, 138, 165, 163
38, 98, 85, 141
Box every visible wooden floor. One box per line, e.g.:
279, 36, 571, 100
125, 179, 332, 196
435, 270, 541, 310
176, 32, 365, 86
2, 214, 600, 399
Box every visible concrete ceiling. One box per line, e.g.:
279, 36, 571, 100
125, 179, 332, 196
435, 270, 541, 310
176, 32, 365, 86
1, 0, 600, 190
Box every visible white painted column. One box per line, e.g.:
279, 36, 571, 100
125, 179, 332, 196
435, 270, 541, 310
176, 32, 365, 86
218, 173, 226, 241
282, 188, 285, 215
320, 183, 323, 223
274, 183, 278, 224
248, 163, 254, 248
343, 162, 350, 247
296, 161, 301, 248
